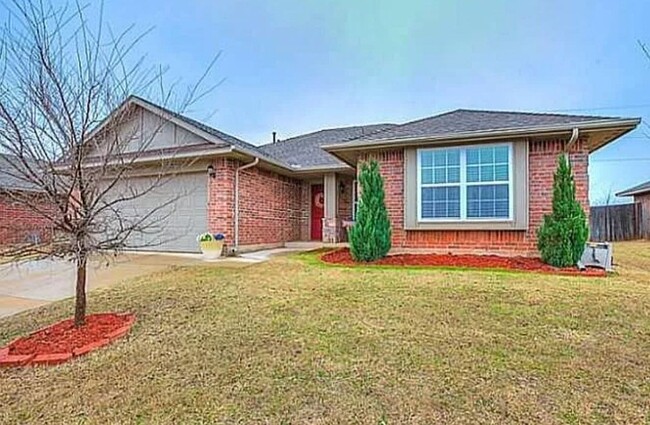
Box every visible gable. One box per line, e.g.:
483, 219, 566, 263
87, 104, 214, 158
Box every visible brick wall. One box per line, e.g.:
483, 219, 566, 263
300, 182, 311, 241
336, 175, 355, 242
207, 157, 236, 240
0, 193, 53, 246
359, 137, 590, 257
208, 158, 310, 247
338, 176, 354, 222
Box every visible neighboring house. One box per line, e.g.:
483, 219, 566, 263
616, 180, 650, 239
0, 154, 53, 246
87, 96, 639, 256
616, 179, 650, 205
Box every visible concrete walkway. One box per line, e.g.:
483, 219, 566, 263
0, 245, 321, 319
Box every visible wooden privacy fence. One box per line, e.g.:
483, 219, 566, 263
589, 203, 646, 242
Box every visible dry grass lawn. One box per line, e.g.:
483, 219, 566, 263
1, 242, 650, 424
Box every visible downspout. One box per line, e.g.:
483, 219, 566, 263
234, 157, 259, 252
565, 128, 580, 155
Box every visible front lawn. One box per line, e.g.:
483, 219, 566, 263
1, 242, 650, 424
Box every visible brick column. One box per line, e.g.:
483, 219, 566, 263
207, 157, 236, 241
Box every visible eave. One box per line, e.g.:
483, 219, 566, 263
322, 118, 641, 166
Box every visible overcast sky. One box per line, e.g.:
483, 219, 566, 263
8, 0, 650, 203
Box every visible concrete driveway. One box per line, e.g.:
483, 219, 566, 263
0, 253, 225, 319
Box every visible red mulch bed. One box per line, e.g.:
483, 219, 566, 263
0, 313, 135, 367
321, 249, 607, 277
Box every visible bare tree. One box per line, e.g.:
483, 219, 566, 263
0, 0, 218, 326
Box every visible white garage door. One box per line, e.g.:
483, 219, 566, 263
101, 172, 208, 252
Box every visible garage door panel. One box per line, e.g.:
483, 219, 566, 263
100, 173, 207, 252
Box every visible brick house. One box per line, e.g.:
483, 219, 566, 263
88, 96, 639, 256
616, 180, 650, 239
0, 154, 53, 246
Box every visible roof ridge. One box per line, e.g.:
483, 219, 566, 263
264, 123, 396, 146
352, 109, 461, 141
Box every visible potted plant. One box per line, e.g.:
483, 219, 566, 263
197, 233, 225, 260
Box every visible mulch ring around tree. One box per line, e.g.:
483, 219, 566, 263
0, 313, 135, 367
320, 249, 607, 277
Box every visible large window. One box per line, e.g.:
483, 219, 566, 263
417, 143, 513, 221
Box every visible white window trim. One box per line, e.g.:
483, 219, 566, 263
416, 142, 514, 223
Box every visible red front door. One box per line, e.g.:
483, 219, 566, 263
311, 184, 324, 240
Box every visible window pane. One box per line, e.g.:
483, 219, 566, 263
422, 201, 434, 218
467, 185, 479, 200
447, 150, 460, 166
480, 185, 494, 199
422, 187, 434, 201
480, 200, 494, 217
495, 184, 508, 199
434, 151, 447, 166
467, 148, 479, 165
421, 151, 433, 167
467, 200, 479, 217
435, 202, 447, 216
421, 168, 433, 184
448, 202, 460, 217
434, 187, 446, 200
480, 166, 494, 181
421, 187, 460, 219
495, 200, 509, 217
447, 166, 460, 183
480, 147, 494, 163
448, 186, 460, 200
467, 165, 479, 182
434, 167, 446, 183
467, 184, 510, 219
494, 164, 508, 181
495, 146, 509, 163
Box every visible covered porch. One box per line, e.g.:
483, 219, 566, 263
303, 171, 356, 244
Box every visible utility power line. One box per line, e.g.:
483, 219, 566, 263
547, 104, 650, 113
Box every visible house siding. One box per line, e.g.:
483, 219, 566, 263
208, 158, 310, 248
359, 137, 589, 257
0, 194, 53, 246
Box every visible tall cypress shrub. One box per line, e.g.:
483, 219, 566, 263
537, 154, 589, 267
349, 160, 391, 262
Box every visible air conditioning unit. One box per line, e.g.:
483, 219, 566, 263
578, 242, 613, 272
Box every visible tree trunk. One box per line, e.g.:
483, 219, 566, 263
74, 253, 88, 327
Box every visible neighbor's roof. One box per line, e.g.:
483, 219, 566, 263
0, 154, 44, 192
616, 180, 650, 197
324, 109, 640, 152
259, 124, 396, 168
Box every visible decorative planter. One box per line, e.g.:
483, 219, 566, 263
198, 233, 225, 260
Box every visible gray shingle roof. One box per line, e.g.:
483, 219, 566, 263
120, 100, 639, 170
616, 180, 650, 197
0, 154, 43, 192
259, 124, 396, 168
359, 109, 626, 142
